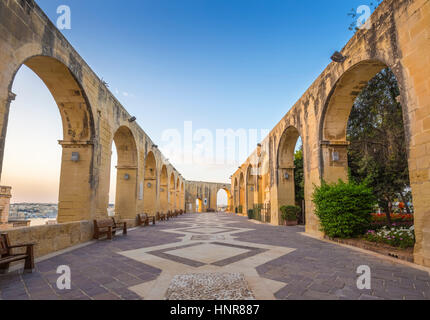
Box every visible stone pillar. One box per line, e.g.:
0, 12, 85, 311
320, 141, 349, 183
115, 166, 137, 219
57, 141, 95, 223
275, 166, 296, 225
0, 186, 12, 225
0, 92, 16, 180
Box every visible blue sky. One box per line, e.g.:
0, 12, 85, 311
2, 0, 378, 203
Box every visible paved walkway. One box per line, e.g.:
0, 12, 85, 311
1, 213, 429, 300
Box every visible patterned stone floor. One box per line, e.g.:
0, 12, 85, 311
0, 212, 429, 300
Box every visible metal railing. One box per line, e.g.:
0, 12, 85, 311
253, 203, 271, 224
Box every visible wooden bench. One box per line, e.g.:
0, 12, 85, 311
93, 218, 127, 240
0, 233, 35, 274
137, 213, 155, 227
156, 212, 168, 221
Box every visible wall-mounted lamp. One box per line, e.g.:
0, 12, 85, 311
160, 188, 165, 192
284, 173, 290, 180
124, 174, 130, 180
147, 182, 152, 188
332, 151, 340, 162
152, 144, 158, 149
330, 51, 346, 63
71, 152, 80, 162
250, 186, 254, 192
128, 116, 137, 123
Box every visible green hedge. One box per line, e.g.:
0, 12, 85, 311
312, 180, 376, 238
280, 205, 301, 222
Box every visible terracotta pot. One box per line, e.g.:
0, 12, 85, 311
284, 220, 298, 226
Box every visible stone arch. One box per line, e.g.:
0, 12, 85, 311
143, 151, 157, 214
319, 59, 392, 182
111, 126, 138, 219
2, 55, 96, 223
159, 165, 168, 213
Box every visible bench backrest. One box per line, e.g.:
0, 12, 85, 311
94, 219, 114, 229
0, 234, 10, 256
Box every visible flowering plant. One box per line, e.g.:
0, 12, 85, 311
371, 213, 414, 223
365, 225, 415, 248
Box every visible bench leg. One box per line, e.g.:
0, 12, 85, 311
123, 224, 127, 235
24, 246, 35, 273
0, 262, 10, 274
107, 227, 113, 240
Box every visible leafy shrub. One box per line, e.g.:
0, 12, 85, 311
280, 206, 301, 222
365, 226, 415, 248
312, 180, 376, 238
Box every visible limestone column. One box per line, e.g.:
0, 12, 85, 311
57, 141, 95, 223
0, 186, 12, 225
320, 141, 349, 183
115, 166, 138, 220
0, 91, 16, 180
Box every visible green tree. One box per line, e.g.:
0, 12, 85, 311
347, 68, 412, 225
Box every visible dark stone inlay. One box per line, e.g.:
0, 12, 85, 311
147, 241, 267, 268
210, 242, 268, 267
174, 227, 238, 235
147, 243, 206, 267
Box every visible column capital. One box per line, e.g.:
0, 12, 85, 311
58, 140, 94, 148
278, 166, 296, 170
320, 140, 350, 147
7, 92, 16, 102
0, 185, 12, 198
115, 165, 138, 170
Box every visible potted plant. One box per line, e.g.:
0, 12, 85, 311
247, 209, 254, 220
280, 205, 301, 226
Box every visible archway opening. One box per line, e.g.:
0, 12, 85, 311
216, 189, 229, 212
176, 178, 180, 210
159, 165, 168, 214
1, 56, 94, 227
322, 61, 414, 245
238, 173, 245, 214
196, 198, 203, 213
277, 127, 305, 225
180, 182, 185, 211
233, 178, 238, 213
169, 173, 175, 211
143, 152, 157, 214
246, 165, 255, 217
256, 153, 270, 222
